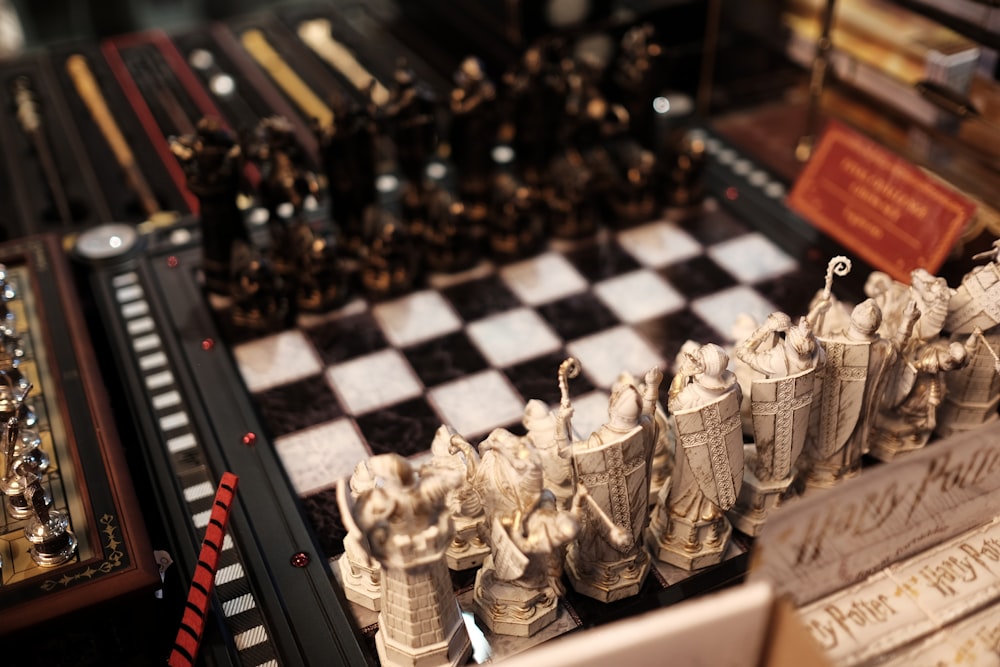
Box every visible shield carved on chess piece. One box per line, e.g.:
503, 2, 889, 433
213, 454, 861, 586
802, 338, 870, 487
567, 422, 654, 602
674, 391, 744, 512
729, 368, 815, 537
750, 367, 815, 482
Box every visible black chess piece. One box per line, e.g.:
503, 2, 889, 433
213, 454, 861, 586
229, 240, 291, 333
169, 117, 249, 295
291, 224, 350, 313
503, 41, 568, 186
490, 173, 545, 261
610, 23, 665, 149
606, 140, 659, 225
361, 207, 420, 300
546, 151, 602, 240
422, 184, 484, 274
664, 129, 708, 213
383, 59, 438, 188
448, 56, 499, 204
246, 117, 321, 279
317, 87, 378, 252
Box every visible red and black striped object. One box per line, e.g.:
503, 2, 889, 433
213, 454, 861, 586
168, 472, 239, 667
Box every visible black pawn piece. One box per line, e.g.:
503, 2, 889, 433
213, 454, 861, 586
423, 186, 483, 274
490, 173, 545, 261
664, 130, 708, 212
292, 225, 350, 313
361, 208, 420, 300
607, 141, 659, 226
229, 240, 290, 333
547, 152, 601, 240
170, 117, 249, 295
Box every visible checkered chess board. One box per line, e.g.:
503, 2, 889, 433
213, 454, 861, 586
230, 199, 818, 559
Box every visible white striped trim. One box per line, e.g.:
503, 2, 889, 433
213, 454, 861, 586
126, 316, 154, 335
145, 370, 174, 390
256, 661, 279, 667
139, 351, 167, 371
121, 301, 149, 318
159, 412, 189, 432
166, 432, 196, 453
192, 509, 211, 528
133, 334, 161, 352
116, 285, 144, 303
233, 626, 268, 651
182, 481, 216, 502
152, 390, 181, 410
222, 534, 234, 550
215, 562, 245, 585
222, 593, 257, 617
111, 272, 138, 288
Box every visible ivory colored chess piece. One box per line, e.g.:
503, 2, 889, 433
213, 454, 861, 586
648, 343, 742, 570
729, 316, 819, 535
559, 363, 662, 601
869, 332, 977, 460
801, 299, 895, 487
349, 454, 471, 667
336, 460, 381, 611
456, 428, 580, 637
423, 424, 489, 570
936, 240, 1000, 436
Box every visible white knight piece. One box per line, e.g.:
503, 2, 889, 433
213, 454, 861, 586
648, 343, 743, 570
560, 362, 663, 602
349, 454, 471, 667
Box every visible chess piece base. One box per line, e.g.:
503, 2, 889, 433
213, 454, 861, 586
446, 520, 489, 571
727, 467, 793, 537
473, 571, 559, 637
375, 613, 472, 667
868, 420, 933, 463
338, 554, 381, 612
565, 547, 651, 603
647, 507, 733, 571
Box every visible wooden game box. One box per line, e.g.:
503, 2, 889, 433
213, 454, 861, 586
0, 234, 159, 634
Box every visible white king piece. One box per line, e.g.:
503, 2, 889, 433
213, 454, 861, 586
558, 360, 663, 602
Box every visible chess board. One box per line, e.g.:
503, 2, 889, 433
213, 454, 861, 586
85, 116, 880, 664
0, 236, 157, 635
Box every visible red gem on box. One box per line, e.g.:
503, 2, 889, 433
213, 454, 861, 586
166, 255, 179, 268
725, 186, 739, 201
290, 552, 310, 568
201, 338, 214, 351
242, 432, 256, 446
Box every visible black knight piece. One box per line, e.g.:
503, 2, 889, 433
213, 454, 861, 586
383, 60, 438, 188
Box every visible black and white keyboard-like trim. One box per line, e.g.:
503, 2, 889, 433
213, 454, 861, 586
110, 270, 279, 667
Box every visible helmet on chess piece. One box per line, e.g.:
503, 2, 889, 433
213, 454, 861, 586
848, 299, 882, 339
696, 343, 732, 390
607, 384, 642, 431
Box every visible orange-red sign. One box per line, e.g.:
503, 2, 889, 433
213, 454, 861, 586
787, 120, 976, 282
